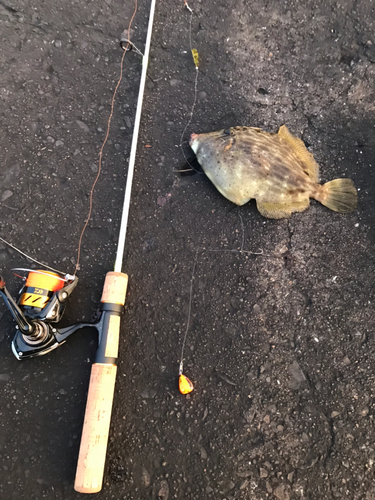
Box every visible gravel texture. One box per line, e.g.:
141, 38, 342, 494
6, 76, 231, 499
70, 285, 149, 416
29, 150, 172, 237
0, 0, 374, 499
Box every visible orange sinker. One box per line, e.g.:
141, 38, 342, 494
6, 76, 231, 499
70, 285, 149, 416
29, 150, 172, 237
179, 374, 194, 394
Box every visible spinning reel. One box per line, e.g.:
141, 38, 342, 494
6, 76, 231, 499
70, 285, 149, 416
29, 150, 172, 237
0, 268, 117, 361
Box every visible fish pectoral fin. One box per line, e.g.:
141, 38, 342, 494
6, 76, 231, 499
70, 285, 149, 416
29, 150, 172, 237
278, 125, 320, 182
256, 198, 310, 219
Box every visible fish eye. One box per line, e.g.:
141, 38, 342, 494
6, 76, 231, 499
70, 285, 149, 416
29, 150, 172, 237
223, 128, 231, 135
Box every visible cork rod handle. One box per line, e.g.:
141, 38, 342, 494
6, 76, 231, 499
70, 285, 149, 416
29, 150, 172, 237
74, 363, 117, 493
74, 272, 128, 494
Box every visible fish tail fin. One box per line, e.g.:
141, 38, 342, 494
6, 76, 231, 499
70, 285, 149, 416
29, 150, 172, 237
315, 178, 357, 213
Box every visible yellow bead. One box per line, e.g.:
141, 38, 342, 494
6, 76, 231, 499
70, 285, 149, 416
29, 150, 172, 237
191, 49, 199, 68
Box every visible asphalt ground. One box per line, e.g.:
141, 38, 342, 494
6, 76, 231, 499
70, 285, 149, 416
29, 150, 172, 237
0, 1, 374, 499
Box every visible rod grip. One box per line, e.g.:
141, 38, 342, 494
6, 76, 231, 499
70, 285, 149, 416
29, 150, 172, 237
74, 363, 117, 493
101, 271, 128, 305
74, 272, 128, 493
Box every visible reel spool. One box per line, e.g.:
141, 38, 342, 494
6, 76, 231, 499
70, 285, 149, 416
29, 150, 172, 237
17, 269, 67, 320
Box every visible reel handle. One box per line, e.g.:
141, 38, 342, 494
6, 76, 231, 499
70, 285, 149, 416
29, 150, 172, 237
74, 272, 128, 494
0, 275, 35, 335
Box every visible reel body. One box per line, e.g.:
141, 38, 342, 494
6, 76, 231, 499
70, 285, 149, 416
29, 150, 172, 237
0, 268, 121, 362
0, 269, 78, 359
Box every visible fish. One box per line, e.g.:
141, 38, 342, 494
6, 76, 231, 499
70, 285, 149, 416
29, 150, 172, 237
189, 125, 358, 219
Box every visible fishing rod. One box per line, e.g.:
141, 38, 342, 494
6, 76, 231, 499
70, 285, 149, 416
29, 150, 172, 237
73, 0, 157, 492
0, 0, 156, 494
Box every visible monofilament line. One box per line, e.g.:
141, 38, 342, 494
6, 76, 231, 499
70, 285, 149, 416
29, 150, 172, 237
239, 213, 245, 252
179, 247, 199, 375
178, 2, 201, 173
74, 1, 139, 277
178, 244, 264, 374
179, 67, 199, 152
0, 236, 65, 275
178, 213, 265, 375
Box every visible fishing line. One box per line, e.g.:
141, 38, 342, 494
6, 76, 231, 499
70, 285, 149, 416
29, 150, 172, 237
177, 211, 265, 394
178, 243, 264, 375
176, 3, 262, 393
177, 1, 201, 174
0, 3, 139, 280
74, 0, 139, 276
178, 247, 199, 380
2, 3, 138, 277
0, 236, 65, 275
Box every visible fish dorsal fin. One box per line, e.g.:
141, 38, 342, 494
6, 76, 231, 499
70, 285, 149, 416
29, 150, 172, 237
278, 125, 320, 182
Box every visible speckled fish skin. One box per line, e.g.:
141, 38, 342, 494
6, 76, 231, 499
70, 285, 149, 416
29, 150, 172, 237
189, 125, 357, 219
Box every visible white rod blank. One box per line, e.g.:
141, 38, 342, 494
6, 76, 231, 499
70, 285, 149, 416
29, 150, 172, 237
114, 0, 157, 273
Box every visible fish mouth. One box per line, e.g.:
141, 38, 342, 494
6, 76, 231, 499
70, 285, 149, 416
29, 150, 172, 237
189, 133, 198, 147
